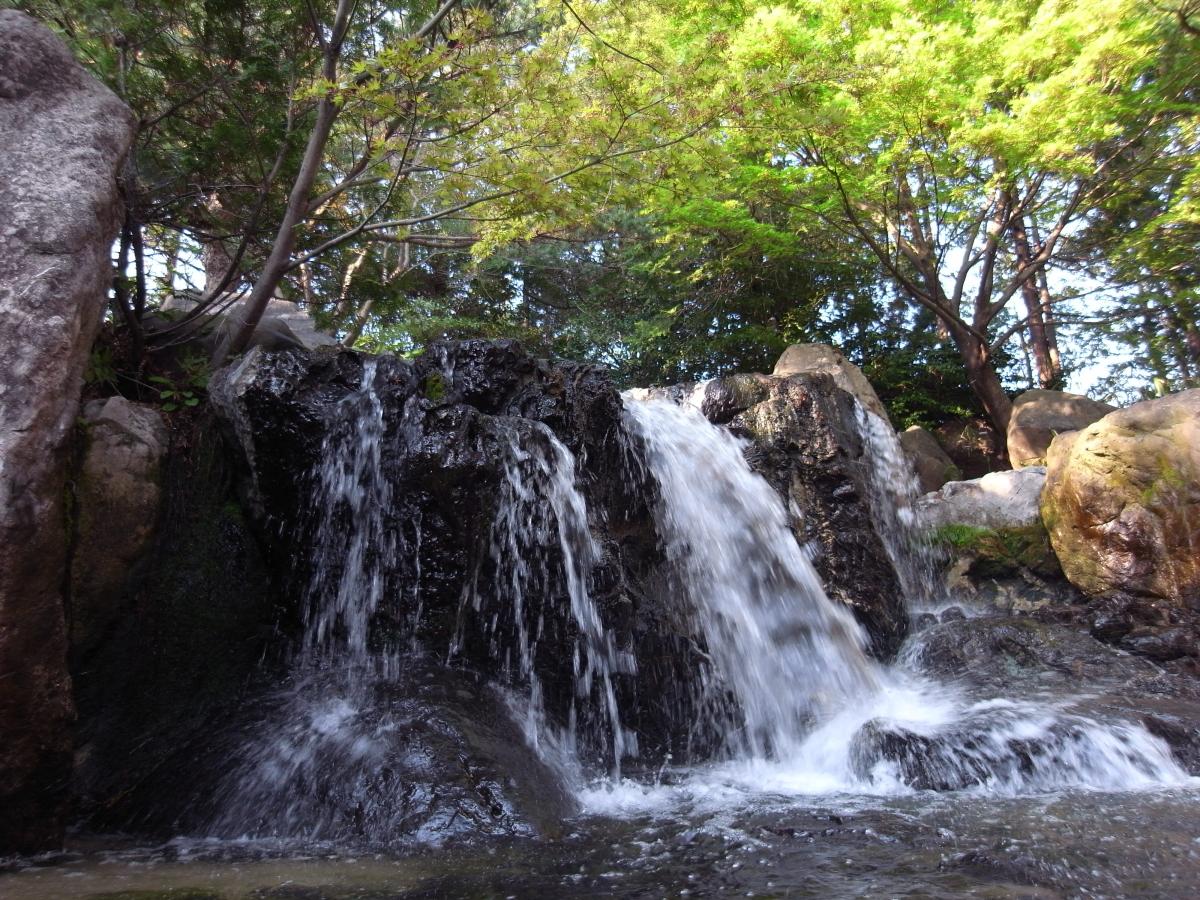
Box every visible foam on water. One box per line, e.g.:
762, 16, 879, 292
605, 396, 1190, 814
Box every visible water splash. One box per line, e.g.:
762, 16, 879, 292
609, 394, 1187, 806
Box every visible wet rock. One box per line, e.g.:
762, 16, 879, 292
903, 615, 1157, 690
899, 425, 961, 494
210, 341, 698, 767
1006, 389, 1115, 468
771, 343, 889, 421
0, 10, 136, 853
69, 398, 168, 661
940, 606, 966, 623
918, 468, 1046, 530
124, 664, 577, 846
728, 374, 909, 657
71, 415, 282, 835
1041, 390, 1200, 608
913, 612, 939, 632
1120, 626, 1197, 663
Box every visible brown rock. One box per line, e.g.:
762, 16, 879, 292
70, 398, 168, 662
772, 344, 889, 421
0, 11, 135, 852
899, 425, 960, 494
1041, 390, 1200, 609
1007, 389, 1115, 468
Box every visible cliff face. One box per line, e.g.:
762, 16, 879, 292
0, 10, 135, 853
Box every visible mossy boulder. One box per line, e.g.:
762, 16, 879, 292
1041, 389, 1200, 608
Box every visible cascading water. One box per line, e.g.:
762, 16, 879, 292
450, 420, 636, 774
609, 396, 1187, 805
852, 403, 949, 611
623, 398, 879, 759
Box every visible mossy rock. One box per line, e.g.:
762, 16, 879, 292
929, 522, 1061, 580
1040, 390, 1200, 607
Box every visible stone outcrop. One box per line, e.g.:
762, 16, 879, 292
683, 374, 911, 657
1041, 389, 1200, 608
0, 11, 135, 852
1007, 389, 1115, 468
900, 425, 961, 494
69, 398, 168, 662
919, 468, 1046, 530
772, 343, 889, 421
210, 341, 690, 767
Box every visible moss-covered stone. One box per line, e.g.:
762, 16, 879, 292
1041, 389, 1200, 607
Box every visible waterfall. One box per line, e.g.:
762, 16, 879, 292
450, 421, 636, 774
610, 395, 1187, 802
852, 403, 948, 611
623, 398, 880, 758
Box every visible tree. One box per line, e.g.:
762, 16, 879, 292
598, 0, 1190, 430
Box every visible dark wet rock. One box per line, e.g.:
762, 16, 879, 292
1142, 712, 1200, 774
0, 10, 136, 853
903, 615, 1158, 690
114, 664, 576, 847
1120, 626, 1198, 663
209, 341, 706, 768
940, 606, 966, 623
913, 613, 939, 632
72, 414, 282, 834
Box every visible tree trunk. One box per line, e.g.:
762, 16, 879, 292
1009, 215, 1057, 388
946, 317, 1013, 438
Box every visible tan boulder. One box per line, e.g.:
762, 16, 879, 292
1007, 389, 1115, 468
772, 344, 888, 421
898, 426, 961, 494
1040, 389, 1200, 608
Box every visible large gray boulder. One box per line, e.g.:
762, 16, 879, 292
772, 343, 889, 421
70, 398, 168, 662
918, 468, 1047, 530
1041, 389, 1200, 608
1007, 389, 1115, 468
0, 11, 135, 852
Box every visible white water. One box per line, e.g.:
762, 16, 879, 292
603, 397, 1189, 812
450, 420, 636, 773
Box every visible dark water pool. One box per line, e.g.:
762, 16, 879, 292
5, 786, 1199, 899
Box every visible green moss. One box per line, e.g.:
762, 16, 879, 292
423, 370, 448, 402
929, 523, 1061, 579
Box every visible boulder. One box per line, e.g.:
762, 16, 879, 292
69, 398, 168, 661
899, 425, 961, 494
0, 11, 135, 852
918, 468, 1046, 530
772, 343, 889, 421
934, 417, 1006, 477
159, 293, 338, 353
1007, 389, 1115, 468
679, 373, 911, 657
1041, 389, 1200, 608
